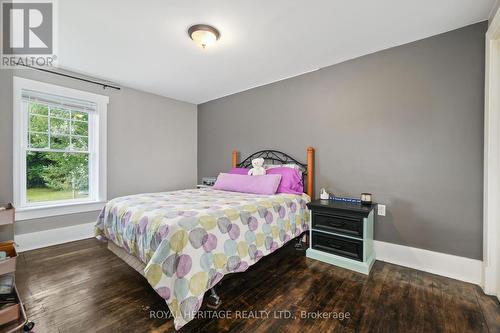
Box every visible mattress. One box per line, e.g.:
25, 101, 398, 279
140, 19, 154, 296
95, 188, 310, 329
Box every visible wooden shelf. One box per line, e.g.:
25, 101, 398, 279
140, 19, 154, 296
0, 204, 33, 332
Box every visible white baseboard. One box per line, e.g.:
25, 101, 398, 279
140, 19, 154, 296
15, 221, 95, 252
13, 223, 483, 285
374, 240, 483, 285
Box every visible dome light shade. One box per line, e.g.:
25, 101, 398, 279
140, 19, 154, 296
188, 24, 220, 49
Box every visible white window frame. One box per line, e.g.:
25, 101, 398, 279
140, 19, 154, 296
483, 7, 500, 298
13, 77, 108, 221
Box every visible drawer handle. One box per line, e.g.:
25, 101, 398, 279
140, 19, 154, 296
328, 243, 343, 249
314, 221, 360, 235
316, 244, 356, 258
316, 213, 361, 223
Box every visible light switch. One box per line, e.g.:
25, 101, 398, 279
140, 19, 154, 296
377, 204, 386, 216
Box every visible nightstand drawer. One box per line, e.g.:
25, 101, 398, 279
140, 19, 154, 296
311, 231, 363, 261
312, 212, 363, 238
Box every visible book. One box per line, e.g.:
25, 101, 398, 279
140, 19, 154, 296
0, 274, 14, 295
330, 195, 362, 204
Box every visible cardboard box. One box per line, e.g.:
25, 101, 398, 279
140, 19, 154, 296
0, 204, 14, 226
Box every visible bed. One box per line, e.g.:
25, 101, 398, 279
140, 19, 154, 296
95, 148, 315, 330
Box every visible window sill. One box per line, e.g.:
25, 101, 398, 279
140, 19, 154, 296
15, 201, 106, 221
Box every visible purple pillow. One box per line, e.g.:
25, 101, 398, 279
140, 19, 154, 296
266, 167, 303, 194
213, 173, 282, 195
229, 167, 249, 175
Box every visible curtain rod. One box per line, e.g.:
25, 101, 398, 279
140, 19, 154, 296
17, 64, 121, 90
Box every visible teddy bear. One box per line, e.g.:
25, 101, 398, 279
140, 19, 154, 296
247, 158, 266, 176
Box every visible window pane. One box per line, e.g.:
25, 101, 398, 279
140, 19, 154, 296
29, 133, 49, 149
29, 103, 48, 116
50, 135, 70, 150
29, 114, 48, 133
50, 117, 70, 135
72, 111, 88, 122
71, 121, 88, 136
50, 108, 70, 119
26, 152, 89, 203
72, 136, 88, 151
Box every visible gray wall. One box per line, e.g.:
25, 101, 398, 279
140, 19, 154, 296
198, 22, 487, 260
0, 68, 197, 235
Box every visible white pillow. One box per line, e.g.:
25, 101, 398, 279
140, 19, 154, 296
264, 163, 303, 174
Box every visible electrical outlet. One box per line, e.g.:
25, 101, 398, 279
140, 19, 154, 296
377, 204, 386, 216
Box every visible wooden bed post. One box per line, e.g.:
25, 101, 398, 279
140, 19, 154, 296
232, 150, 239, 168
307, 147, 315, 199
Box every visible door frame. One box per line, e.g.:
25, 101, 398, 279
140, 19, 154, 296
483, 7, 500, 297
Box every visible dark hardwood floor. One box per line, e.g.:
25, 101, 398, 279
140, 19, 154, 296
14, 238, 500, 333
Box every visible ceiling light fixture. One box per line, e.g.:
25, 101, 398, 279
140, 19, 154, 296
188, 24, 220, 49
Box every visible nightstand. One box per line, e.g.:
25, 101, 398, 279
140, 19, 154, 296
198, 177, 216, 189
306, 199, 376, 275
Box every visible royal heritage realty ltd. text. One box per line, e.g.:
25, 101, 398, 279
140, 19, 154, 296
149, 310, 352, 321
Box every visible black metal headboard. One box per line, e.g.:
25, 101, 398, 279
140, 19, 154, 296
233, 147, 315, 197
236, 150, 308, 188
237, 150, 307, 172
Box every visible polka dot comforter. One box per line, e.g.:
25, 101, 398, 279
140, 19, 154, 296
95, 188, 310, 330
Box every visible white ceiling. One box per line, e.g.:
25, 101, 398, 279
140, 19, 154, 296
57, 0, 496, 104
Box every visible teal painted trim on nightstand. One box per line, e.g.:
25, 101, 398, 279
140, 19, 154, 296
312, 228, 362, 241
306, 248, 375, 275
363, 211, 374, 262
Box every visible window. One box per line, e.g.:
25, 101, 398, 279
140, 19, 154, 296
13, 77, 108, 220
